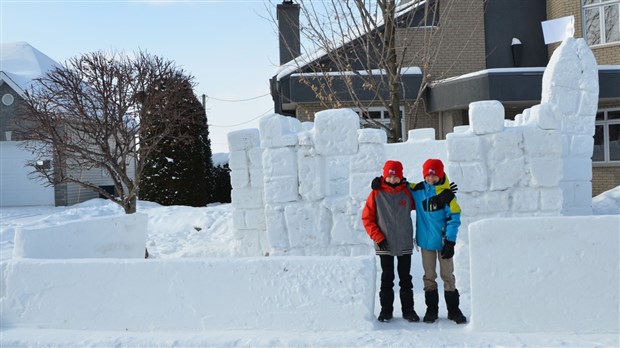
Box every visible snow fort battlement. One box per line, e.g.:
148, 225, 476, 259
228, 38, 598, 256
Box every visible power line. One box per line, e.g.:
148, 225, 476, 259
208, 107, 274, 128
206, 93, 270, 102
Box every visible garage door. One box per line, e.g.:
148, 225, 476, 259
1, 141, 54, 207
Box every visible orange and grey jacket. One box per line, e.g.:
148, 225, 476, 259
362, 180, 415, 256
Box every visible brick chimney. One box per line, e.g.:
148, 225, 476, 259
277, 0, 301, 65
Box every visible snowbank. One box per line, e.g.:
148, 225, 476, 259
469, 215, 619, 333
0, 256, 375, 331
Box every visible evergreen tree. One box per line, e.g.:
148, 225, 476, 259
211, 162, 231, 203
140, 76, 213, 206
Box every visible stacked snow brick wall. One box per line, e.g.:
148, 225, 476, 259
228, 110, 444, 256
227, 38, 597, 255
227, 129, 268, 256
541, 38, 599, 215
258, 109, 379, 256
447, 100, 564, 232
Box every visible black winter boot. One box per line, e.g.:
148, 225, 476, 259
400, 289, 419, 322
445, 289, 467, 324
423, 289, 439, 323
378, 289, 394, 322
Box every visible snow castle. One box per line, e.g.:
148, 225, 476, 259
228, 37, 599, 256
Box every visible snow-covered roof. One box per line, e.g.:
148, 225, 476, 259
291, 66, 422, 77
0, 41, 62, 96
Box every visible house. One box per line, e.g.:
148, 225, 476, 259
0, 42, 127, 207
270, 0, 620, 196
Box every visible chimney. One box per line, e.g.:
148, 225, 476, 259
277, 0, 301, 65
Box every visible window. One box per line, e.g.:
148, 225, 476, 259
583, 0, 620, 46
354, 107, 404, 126
593, 108, 620, 163
353, 106, 406, 139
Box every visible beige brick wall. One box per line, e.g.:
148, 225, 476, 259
592, 44, 620, 65
592, 166, 620, 196
397, 0, 487, 80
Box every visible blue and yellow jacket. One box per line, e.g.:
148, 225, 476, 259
409, 175, 461, 251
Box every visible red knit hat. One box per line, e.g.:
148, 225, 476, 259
422, 159, 444, 179
383, 160, 404, 180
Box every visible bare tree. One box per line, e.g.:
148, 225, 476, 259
270, 0, 482, 142
15, 50, 197, 214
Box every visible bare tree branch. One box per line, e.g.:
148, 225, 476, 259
270, 0, 481, 142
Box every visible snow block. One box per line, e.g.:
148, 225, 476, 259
264, 204, 289, 250
468, 100, 505, 135
469, 215, 620, 333
349, 144, 384, 174
227, 128, 260, 151
230, 170, 249, 188
262, 147, 298, 178
263, 176, 299, 204
228, 150, 249, 170
509, 188, 539, 212
569, 134, 595, 158
13, 213, 147, 259
528, 157, 562, 187
298, 152, 325, 202
285, 202, 328, 249
407, 128, 435, 141
349, 172, 377, 202
259, 113, 302, 148
447, 162, 488, 192
488, 157, 525, 191
231, 188, 264, 209
313, 109, 360, 155
0, 256, 376, 331
523, 128, 562, 156
446, 132, 482, 162
484, 129, 523, 162
325, 156, 351, 196
530, 103, 562, 130
358, 128, 386, 144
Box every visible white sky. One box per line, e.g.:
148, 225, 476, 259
0, 0, 279, 154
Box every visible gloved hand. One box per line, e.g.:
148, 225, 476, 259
450, 182, 458, 193
371, 176, 382, 190
441, 240, 455, 259
377, 239, 389, 251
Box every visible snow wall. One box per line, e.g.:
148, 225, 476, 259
13, 213, 148, 259
469, 215, 619, 333
228, 37, 598, 257
0, 256, 375, 331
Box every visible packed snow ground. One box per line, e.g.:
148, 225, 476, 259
0, 186, 618, 347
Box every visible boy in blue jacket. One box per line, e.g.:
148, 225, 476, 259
411, 159, 466, 324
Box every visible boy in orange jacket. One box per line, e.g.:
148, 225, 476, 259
362, 160, 419, 323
